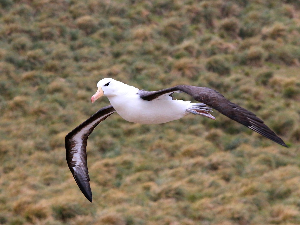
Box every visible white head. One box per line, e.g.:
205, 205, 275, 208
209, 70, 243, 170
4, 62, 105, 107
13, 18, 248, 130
91, 78, 132, 103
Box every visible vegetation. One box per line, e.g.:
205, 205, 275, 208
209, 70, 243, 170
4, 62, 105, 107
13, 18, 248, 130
0, 0, 300, 224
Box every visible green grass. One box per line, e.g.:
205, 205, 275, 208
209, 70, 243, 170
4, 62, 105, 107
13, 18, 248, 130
0, 0, 300, 224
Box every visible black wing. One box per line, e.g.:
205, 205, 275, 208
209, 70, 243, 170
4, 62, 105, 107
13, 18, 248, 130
65, 105, 115, 202
139, 85, 287, 147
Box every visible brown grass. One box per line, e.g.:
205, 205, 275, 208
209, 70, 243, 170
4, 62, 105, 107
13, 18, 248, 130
0, 1, 300, 224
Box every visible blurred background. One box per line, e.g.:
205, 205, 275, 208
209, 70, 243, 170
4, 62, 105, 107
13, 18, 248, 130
0, 0, 300, 224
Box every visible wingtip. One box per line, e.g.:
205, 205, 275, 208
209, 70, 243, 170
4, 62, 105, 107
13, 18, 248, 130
79, 182, 93, 202
72, 169, 93, 203
273, 136, 288, 148
280, 142, 288, 148
75, 177, 93, 202
267, 136, 288, 148
85, 193, 92, 202
78, 181, 93, 202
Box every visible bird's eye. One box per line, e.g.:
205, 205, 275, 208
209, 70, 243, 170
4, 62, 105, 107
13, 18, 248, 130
104, 82, 110, 86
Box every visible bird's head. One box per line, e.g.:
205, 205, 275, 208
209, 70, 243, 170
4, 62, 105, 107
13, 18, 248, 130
91, 78, 127, 103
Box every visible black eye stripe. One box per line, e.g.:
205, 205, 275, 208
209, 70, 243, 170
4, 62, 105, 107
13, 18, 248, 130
104, 82, 110, 86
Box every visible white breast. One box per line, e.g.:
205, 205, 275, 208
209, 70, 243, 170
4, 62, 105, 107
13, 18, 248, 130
107, 94, 190, 124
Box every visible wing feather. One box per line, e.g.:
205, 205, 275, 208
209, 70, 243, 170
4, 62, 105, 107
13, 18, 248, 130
140, 85, 287, 147
65, 105, 115, 202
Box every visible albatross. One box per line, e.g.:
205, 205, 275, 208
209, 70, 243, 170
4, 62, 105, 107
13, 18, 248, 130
65, 78, 287, 202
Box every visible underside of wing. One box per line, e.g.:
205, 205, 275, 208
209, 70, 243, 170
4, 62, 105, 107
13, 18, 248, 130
139, 85, 287, 147
65, 105, 115, 202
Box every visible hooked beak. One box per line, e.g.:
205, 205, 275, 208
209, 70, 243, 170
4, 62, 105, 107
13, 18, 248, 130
91, 87, 104, 103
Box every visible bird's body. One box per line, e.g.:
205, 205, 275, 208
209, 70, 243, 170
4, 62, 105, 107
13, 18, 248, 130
66, 78, 287, 202
95, 78, 213, 124
110, 94, 189, 124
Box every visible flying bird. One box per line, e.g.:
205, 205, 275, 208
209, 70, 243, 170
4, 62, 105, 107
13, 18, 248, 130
65, 78, 287, 202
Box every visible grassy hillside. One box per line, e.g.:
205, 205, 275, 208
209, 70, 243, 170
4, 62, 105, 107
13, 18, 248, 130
1, 0, 300, 224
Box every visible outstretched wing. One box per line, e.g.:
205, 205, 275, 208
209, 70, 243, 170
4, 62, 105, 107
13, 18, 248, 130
65, 105, 115, 202
139, 85, 287, 147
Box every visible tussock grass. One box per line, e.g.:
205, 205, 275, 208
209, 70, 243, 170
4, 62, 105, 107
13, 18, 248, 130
205, 38, 236, 56
172, 58, 200, 78
218, 17, 240, 38
262, 22, 287, 40
160, 17, 189, 45
97, 211, 126, 225
76, 16, 98, 35
221, 2, 241, 18
52, 202, 89, 222
269, 204, 299, 223
171, 40, 200, 59
245, 46, 266, 66
11, 36, 32, 52
131, 25, 155, 42
256, 71, 273, 86
69, 2, 89, 19
0, 0, 300, 224
205, 55, 231, 75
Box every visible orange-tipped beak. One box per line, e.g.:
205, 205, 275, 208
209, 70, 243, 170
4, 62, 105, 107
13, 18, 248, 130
91, 88, 104, 103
